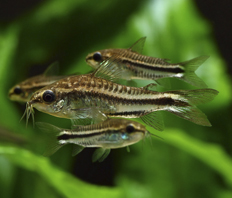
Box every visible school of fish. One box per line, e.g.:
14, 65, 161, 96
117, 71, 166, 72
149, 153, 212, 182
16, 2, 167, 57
9, 37, 219, 162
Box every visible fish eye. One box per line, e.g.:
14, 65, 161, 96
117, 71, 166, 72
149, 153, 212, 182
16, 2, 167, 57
42, 90, 55, 103
126, 124, 135, 133
14, 87, 22, 95
93, 52, 102, 62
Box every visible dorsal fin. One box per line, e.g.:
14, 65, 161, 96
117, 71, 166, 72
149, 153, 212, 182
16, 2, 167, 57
128, 37, 146, 54
43, 61, 59, 76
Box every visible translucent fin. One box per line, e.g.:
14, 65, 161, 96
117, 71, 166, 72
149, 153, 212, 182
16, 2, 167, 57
43, 61, 59, 76
72, 145, 84, 156
36, 122, 61, 133
128, 37, 146, 54
35, 122, 64, 156
71, 107, 108, 126
92, 58, 133, 82
148, 131, 163, 140
180, 56, 209, 88
71, 118, 92, 127
155, 78, 171, 89
168, 106, 212, 126
142, 83, 157, 91
89, 107, 109, 124
92, 148, 111, 163
165, 88, 219, 126
126, 146, 130, 152
141, 112, 164, 131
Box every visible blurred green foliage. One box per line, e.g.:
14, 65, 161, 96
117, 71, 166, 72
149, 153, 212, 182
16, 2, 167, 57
0, 0, 232, 198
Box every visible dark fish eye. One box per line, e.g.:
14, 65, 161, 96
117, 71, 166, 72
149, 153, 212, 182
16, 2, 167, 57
126, 124, 135, 133
42, 90, 55, 103
14, 87, 22, 95
93, 52, 102, 62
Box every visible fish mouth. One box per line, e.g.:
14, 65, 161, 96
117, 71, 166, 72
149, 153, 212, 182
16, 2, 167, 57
85, 55, 92, 62
21, 101, 35, 127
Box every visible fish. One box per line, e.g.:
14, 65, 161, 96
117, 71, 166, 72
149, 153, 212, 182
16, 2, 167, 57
24, 59, 219, 130
36, 118, 148, 162
86, 37, 208, 88
8, 62, 66, 102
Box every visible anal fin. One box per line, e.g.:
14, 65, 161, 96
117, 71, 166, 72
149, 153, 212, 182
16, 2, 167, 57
141, 111, 164, 131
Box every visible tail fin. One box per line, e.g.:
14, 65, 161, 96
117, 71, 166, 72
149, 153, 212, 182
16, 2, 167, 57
165, 88, 218, 126
36, 122, 64, 156
180, 56, 209, 88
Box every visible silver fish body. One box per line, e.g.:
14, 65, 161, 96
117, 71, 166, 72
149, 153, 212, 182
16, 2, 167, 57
86, 37, 208, 88
36, 118, 147, 162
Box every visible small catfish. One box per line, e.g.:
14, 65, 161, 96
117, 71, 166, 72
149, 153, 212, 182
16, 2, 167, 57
8, 62, 66, 102
24, 58, 219, 130
86, 37, 208, 88
36, 119, 148, 162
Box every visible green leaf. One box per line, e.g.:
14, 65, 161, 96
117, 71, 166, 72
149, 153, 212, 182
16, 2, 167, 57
0, 145, 122, 198
162, 129, 232, 187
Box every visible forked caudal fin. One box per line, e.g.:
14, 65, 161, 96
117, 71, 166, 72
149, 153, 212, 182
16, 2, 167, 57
36, 122, 65, 156
165, 88, 218, 126
36, 122, 84, 157
180, 56, 209, 88
141, 88, 218, 129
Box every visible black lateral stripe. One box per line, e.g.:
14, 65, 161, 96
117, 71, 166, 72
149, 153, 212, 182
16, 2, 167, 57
122, 60, 184, 73
154, 98, 189, 107
57, 131, 106, 140
107, 111, 145, 117
68, 91, 190, 107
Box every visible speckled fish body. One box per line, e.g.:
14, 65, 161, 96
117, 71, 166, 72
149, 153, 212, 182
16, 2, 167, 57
27, 71, 218, 130
86, 37, 208, 88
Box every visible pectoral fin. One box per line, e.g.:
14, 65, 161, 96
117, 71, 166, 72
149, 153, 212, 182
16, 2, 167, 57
92, 148, 111, 163
71, 107, 108, 126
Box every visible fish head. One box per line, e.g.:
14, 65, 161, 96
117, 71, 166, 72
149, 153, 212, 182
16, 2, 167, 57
8, 75, 45, 103
28, 86, 68, 118
105, 119, 148, 148
85, 49, 119, 68
8, 84, 32, 102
